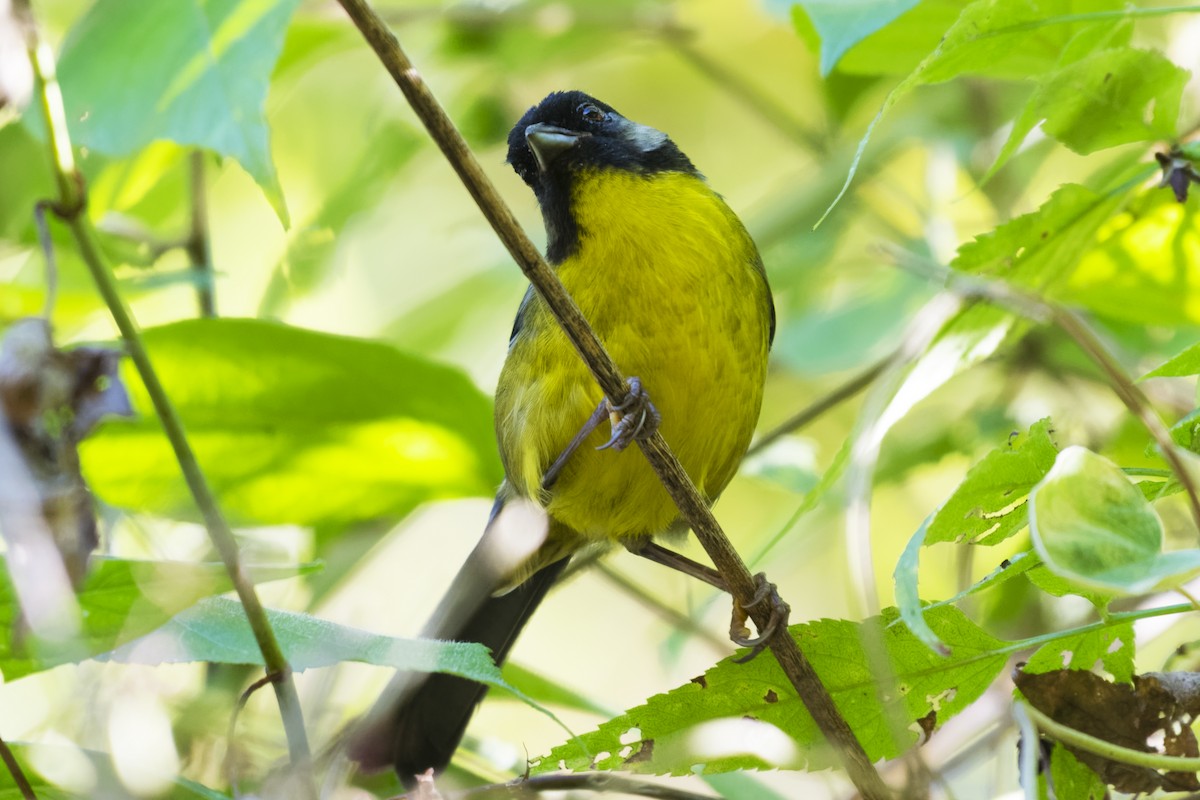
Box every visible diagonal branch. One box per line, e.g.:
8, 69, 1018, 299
333, 2, 892, 798
16, 4, 314, 793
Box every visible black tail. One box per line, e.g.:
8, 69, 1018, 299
349, 555, 570, 782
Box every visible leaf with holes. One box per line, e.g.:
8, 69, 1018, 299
926, 419, 1059, 547
533, 606, 1007, 775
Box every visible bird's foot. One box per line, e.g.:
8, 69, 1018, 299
597, 377, 661, 452
730, 573, 790, 663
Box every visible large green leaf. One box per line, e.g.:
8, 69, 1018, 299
51, 0, 300, 224
1030, 446, 1200, 594
110, 597, 506, 683
0, 557, 307, 681
792, 0, 922, 76
534, 606, 1007, 775
81, 319, 502, 527
108, 597, 562, 729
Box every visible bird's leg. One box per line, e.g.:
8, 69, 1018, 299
627, 540, 727, 590
628, 541, 790, 662
541, 402, 609, 492
597, 377, 661, 452
542, 378, 661, 492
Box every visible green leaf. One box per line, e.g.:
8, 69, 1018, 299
0, 557, 308, 681
108, 597, 567, 738
792, 0, 922, 76
953, 183, 1128, 285
926, 419, 1059, 547
995, 47, 1186, 170
1024, 620, 1134, 682
1143, 342, 1200, 379
986, 19, 1134, 177
534, 606, 1007, 775
52, 0, 301, 224
80, 318, 502, 527
111, 597, 501, 680
833, 0, 968, 76
818, 0, 1128, 223
1030, 446, 1200, 594
1048, 744, 1107, 800
893, 514, 943, 653
1172, 409, 1200, 453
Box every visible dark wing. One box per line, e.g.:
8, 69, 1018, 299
509, 285, 537, 349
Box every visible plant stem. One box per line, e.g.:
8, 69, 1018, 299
747, 356, 888, 457
18, 6, 314, 792
186, 149, 216, 318
0, 735, 36, 800
333, 1, 892, 797
1020, 699, 1200, 772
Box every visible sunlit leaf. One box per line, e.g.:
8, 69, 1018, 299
1064, 193, 1200, 325
534, 606, 1006, 775
50, 0, 301, 224
1030, 446, 1200, 594
0, 557, 309, 681
792, 0, 922, 76
81, 318, 502, 527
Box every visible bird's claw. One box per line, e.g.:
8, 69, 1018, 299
730, 573, 790, 663
597, 377, 661, 452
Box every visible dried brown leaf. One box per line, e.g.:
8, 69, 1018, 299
1016, 667, 1200, 793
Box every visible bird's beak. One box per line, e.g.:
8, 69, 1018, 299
525, 123, 585, 172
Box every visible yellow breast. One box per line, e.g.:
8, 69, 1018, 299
495, 169, 772, 541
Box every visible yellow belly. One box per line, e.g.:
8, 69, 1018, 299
495, 169, 771, 541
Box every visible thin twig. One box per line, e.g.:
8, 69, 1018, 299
225, 672, 279, 795
594, 562, 729, 652
185, 149, 216, 317
449, 771, 721, 799
333, 2, 892, 797
0, 734, 37, 800
887, 245, 1200, 538
31, 201, 56, 319
748, 357, 889, 457
18, 7, 315, 794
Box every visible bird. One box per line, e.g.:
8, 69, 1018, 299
350, 90, 775, 783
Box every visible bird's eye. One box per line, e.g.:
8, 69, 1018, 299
578, 103, 607, 123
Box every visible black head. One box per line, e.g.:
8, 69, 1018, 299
505, 91, 698, 261
506, 91, 697, 188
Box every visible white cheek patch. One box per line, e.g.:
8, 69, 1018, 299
618, 117, 669, 152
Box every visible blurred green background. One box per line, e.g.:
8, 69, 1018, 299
5, 0, 1200, 797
